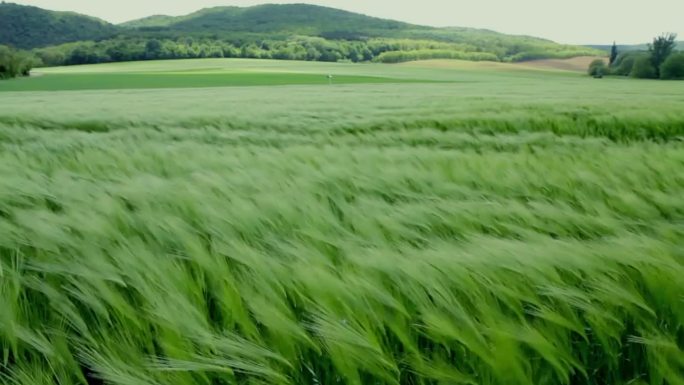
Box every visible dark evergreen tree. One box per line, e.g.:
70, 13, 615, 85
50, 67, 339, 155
609, 42, 618, 66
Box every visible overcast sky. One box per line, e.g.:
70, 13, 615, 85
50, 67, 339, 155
11, 0, 684, 44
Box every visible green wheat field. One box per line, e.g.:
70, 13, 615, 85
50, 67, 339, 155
1, 58, 683, 385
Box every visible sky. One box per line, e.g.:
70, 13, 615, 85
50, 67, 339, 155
11, 0, 684, 44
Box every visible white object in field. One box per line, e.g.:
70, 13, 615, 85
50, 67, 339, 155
327, 74, 333, 85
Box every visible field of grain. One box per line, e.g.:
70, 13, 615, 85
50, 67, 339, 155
0, 59, 683, 385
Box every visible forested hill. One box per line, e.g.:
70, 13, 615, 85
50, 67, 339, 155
0, 2, 602, 66
0, 2, 116, 49
120, 4, 410, 38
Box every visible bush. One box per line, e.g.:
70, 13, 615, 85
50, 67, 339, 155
587, 59, 606, 78
660, 53, 684, 79
0, 45, 39, 79
612, 52, 642, 76
630, 55, 657, 79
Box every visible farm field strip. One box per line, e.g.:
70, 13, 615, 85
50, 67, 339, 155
3, 58, 593, 92
0, 72, 429, 92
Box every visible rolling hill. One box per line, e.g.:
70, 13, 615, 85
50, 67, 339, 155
1, 2, 602, 66
121, 4, 409, 37
118, 4, 569, 48
0, 2, 117, 49
118, 4, 602, 61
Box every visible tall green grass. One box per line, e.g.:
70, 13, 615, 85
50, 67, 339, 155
0, 60, 683, 385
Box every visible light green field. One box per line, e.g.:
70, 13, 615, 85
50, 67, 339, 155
2, 59, 439, 92
0, 59, 683, 385
2, 58, 575, 92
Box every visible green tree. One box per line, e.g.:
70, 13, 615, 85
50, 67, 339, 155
35, 48, 65, 66
107, 42, 133, 62
631, 55, 657, 79
660, 53, 684, 79
144, 39, 163, 60
648, 33, 677, 78
0, 45, 12, 78
609, 42, 618, 66
240, 44, 261, 58
0, 45, 39, 79
272, 46, 296, 60
611, 52, 642, 76
68, 47, 91, 65
222, 44, 238, 58
305, 47, 321, 61
588, 59, 607, 78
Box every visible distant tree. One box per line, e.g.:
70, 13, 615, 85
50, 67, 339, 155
611, 52, 643, 76
347, 46, 361, 62
649, 33, 677, 78
588, 59, 607, 78
631, 55, 657, 79
105, 41, 135, 62
222, 45, 238, 58
272, 46, 296, 60
240, 44, 260, 58
0, 45, 12, 78
660, 53, 684, 79
206, 45, 224, 58
68, 47, 90, 65
319, 50, 341, 62
145, 39, 163, 60
609, 42, 618, 66
0, 45, 39, 79
35, 49, 65, 67
361, 47, 374, 61
305, 47, 321, 61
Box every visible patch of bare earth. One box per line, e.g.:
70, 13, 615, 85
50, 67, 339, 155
396, 57, 608, 73
514, 56, 607, 72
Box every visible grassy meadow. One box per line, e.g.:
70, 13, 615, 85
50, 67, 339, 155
0, 58, 683, 385
0, 60, 434, 91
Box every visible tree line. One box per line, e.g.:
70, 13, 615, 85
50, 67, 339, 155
33, 36, 595, 67
589, 34, 683, 80
0, 34, 601, 75
0, 34, 627, 79
33, 37, 375, 66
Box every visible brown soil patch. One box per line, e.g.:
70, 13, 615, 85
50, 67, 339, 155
397, 56, 608, 73
514, 56, 607, 72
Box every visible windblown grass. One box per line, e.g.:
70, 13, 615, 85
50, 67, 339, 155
0, 59, 683, 385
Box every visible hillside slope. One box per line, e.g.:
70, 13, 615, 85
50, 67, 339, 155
2, 2, 601, 65
117, 4, 600, 61
0, 2, 117, 49
120, 4, 565, 46
121, 4, 409, 38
